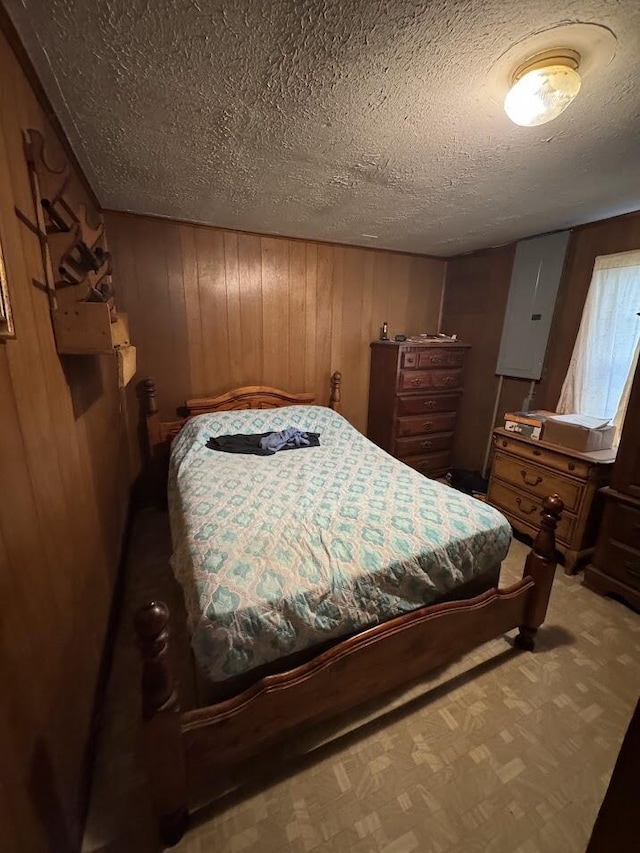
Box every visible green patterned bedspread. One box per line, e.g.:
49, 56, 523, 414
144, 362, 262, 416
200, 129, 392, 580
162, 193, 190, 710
168, 406, 511, 683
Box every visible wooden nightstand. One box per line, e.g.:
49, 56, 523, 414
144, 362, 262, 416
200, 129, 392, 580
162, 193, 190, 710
487, 428, 616, 574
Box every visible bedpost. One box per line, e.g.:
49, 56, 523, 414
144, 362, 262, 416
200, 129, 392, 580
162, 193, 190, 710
515, 494, 564, 651
142, 377, 162, 456
134, 602, 188, 846
330, 371, 342, 412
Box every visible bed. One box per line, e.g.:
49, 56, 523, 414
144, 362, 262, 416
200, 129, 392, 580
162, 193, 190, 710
169, 402, 512, 690
136, 372, 564, 846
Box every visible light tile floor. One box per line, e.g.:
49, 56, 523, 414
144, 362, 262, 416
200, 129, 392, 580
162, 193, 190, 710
83, 509, 640, 853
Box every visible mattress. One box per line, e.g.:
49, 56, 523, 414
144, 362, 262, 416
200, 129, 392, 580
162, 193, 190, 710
168, 405, 511, 683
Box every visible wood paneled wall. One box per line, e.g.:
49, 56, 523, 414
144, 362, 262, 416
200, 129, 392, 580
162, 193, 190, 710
106, 212, 446, 435
442, 210, 640, 472
440, 244, 516, 471
0, 26, 131, 853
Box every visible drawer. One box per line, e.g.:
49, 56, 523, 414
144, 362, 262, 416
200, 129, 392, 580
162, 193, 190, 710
401, 349, 465, 370
608, 501, 640, 550
494, 434, 591, 479
395, 432, 453, 457
597, 539, 640, 592
396, 412, 457, 437
418, 349, 465, 369
403, 450, 451, 477
399, 369, 462, 392
488, 480, 575, 545
492, 453, 584, 514
397, 393, 460, 416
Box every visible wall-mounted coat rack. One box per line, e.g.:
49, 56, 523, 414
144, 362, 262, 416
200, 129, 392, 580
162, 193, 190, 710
15, 129, 136, 386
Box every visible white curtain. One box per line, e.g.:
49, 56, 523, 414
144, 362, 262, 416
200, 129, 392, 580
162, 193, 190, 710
613, 337, 640, 441
557, 250, 640, 431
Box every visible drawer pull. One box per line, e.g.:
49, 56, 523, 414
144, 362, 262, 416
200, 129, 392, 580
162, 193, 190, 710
624, 560, 640, 579
424, 401, 436, 409
502, 440, 508, 448
422, 421, 434, 430
430, 356, 445, 364
568, 462, 576, 471
421, 440, 432, 448
532, 449, 541, 457
521, 471, 543, 487
515, 497, 537, 515
442, 377, 454, 385
410, 378, 423, 387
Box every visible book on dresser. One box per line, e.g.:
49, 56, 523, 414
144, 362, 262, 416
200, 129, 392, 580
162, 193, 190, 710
366, 340, 470, 479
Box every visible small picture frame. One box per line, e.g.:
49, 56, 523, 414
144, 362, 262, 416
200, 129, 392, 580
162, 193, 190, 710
0, 231, 15, 339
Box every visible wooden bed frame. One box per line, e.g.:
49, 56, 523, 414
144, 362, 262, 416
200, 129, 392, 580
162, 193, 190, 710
140, 371, 342, 501
135, 374, 564, 846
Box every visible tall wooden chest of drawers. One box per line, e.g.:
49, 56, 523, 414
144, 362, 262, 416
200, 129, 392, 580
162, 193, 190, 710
584, 355, 640, 609
367, 340, 469, 479
487, 428, 615, 574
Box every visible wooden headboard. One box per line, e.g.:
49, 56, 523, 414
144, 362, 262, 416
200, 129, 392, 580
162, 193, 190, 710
140, 372, 342, 499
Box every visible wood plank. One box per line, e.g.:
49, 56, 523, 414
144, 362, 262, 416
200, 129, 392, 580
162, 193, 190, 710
356, 250, 375, 434
340, 248, 364, 428
261, 237, 290, 388
195, 227, 229, 394
164, 223, 191, 414
237, 233, 263, 384
387, 254, 411, 337
180, 225, 205, 396
137, 220, 182, 415
315, 244, 334, 403
224, 231, 243, 387
303, 243, 317, 393
371, 252, 391, 341
330, 246, 344, 379
288, 240, 306, 390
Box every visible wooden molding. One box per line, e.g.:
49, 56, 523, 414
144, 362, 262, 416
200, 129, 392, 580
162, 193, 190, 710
103, 208, 445, 260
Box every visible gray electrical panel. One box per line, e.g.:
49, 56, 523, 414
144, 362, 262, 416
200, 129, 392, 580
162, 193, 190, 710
496, 230, 570, 380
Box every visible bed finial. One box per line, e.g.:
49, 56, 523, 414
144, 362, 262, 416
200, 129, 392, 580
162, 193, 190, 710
134, 602, 189, 845
330, 371, 342, 412
516, 494, 564, 651
143, 377, 158, 416
134, 601, 174, 717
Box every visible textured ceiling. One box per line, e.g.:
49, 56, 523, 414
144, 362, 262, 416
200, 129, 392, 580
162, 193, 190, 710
4, 0, 640, 255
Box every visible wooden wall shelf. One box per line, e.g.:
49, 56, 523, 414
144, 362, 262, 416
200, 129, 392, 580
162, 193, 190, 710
52, 303, 128, 354
15, 128, 136, 385
52, 303, 136, 385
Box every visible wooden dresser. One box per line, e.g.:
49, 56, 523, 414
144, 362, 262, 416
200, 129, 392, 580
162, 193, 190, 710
367, 340, 470, 479
585, 358, 640, 609
487, 428, 615, 574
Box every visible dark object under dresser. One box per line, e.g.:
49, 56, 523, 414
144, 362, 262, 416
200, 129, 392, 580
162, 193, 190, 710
367, 340, 470, 479
584, 356, 640, 610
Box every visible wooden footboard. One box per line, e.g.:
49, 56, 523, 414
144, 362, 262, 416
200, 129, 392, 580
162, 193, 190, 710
135, 494, 564, 846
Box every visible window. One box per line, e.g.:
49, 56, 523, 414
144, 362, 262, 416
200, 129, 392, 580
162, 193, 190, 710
558, 250, 640, 429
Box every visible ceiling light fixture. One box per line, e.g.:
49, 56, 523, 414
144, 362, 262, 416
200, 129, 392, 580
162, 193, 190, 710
504, 48, 582, 127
